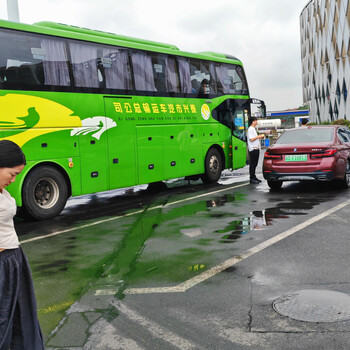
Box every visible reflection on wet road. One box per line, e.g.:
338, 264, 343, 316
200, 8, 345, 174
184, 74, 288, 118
15, 177, 343, 340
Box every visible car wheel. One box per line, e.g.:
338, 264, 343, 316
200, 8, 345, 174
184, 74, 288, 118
267, 180, 283, 190
340, 161, 350, 189
201, 148, 222, 184
21, 166, 68, 220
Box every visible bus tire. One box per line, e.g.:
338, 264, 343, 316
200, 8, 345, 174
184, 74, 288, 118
22, 166, 68, 220
201, 148, 222, 184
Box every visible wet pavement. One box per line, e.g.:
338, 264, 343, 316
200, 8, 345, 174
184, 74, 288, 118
15, 160, 350, 350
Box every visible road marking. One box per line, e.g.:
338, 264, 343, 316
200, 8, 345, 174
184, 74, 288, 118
20, 209, 145, 244
112, 301, 197, 350
84, 318, 144, 350
95, 199, 350, 296
20, 182, 248, 244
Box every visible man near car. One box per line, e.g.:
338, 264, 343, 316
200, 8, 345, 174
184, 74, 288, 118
247, 116, 265, 184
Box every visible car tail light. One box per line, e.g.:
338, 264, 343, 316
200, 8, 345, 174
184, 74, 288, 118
264, 151, 282, 159
310, 148, 337, 158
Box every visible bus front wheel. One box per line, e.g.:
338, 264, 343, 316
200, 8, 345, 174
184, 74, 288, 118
22, 166, 68, 220
201, 148, 222, 184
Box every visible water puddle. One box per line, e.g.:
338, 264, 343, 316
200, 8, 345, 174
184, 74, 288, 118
211, 195, 331, 243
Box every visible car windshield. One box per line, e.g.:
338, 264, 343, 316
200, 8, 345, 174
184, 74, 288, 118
275, 128, 334, 144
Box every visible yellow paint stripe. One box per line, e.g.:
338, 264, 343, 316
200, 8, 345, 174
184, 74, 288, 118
38, 301, 74, 314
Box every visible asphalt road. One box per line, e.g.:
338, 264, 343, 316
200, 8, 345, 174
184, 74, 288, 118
15, 160, 350, 350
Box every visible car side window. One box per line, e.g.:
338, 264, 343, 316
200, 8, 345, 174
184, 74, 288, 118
338, 129, 350, 143
343, 130, 350, 142
346, 129, 350, 141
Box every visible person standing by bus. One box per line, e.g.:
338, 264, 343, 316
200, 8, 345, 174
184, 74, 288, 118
0, 140, 45, 350
247, 116, 265, 184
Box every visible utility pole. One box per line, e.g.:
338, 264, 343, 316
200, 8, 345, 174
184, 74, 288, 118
7, 0, 20, 22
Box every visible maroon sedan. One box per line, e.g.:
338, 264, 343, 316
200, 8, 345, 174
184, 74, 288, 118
263, 125, 350, 189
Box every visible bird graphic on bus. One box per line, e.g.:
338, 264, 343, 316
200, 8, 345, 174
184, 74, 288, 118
0, 94, 116, 146
70, 117, 116, 140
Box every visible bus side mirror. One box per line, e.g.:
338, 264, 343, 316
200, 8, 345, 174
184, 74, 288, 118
260, 103, 266, 118
250, 98, 266, 118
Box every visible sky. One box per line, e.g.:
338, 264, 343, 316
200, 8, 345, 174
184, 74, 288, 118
0, 0, 310, 111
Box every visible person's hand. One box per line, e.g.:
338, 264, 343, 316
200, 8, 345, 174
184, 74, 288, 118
258, 134, 265, 139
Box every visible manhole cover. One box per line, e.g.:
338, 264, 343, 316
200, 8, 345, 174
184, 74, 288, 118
273, 290, 350, 322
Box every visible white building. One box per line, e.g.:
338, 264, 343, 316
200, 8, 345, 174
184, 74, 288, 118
300, 0, 350, 123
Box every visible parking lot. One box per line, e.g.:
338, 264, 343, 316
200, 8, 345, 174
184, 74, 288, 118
15, 162, 350, 350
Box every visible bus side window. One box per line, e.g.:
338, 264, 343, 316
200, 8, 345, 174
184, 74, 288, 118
151, 53, 166, 93
0, 66, 5, 87
190, 59, 213, 97
69, 41, 100, 89
41, 38, 71, 88
165, 56, 180, 94
101, 47, 133, 91
131, 51, 156, 92
5, 66, 19, 84
208, 62, 218, 96
0, 30, 46, 89
19, 64, 42, 86
177, 57, 192, 94
234, 66, 248, 95
212, 100, 247, 139
213, 63, 225, 96
214, 63, 249, 96
211, 100, 231, 128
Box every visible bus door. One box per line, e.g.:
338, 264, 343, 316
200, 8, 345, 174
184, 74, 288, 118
212, 99, 247, 169
231, 100, 248, 169
104, 97, 137, 189
215, 99, 249, 169
230, 98, 266, 169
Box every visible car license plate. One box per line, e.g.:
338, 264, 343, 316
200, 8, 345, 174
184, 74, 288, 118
285, 154, 308, 162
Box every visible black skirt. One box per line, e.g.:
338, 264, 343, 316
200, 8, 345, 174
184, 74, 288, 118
0, 247, 45, 350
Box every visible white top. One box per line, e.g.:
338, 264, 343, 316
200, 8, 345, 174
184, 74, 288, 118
0, 189, 20, 249
247, 125, 261, 151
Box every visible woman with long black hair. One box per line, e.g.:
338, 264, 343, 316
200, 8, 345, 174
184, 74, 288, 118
0, 140, 44, 350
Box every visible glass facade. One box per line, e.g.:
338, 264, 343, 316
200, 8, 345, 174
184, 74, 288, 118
300, 0, 350, 123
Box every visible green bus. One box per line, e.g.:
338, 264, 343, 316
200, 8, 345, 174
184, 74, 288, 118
0, 19, 265, 220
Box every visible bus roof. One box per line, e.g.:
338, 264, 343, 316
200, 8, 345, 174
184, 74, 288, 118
198, 51, 240, 61
34, 21, 180, 51
0, 19, 243, 65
